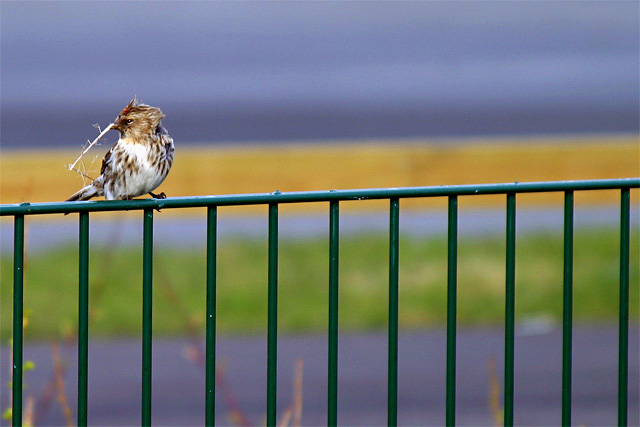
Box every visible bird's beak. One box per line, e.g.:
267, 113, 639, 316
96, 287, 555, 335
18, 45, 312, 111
111, 120, 121, 131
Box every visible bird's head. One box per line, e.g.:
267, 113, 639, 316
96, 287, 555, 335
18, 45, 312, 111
112, 97, 166, 140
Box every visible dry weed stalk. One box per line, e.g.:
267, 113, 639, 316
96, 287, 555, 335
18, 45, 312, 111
277, 408, 292, 427
488, 354, 503, 427
23, 396, 34, 427
32, 226, 119, 425
214, 362, 253, 427
292, 359, 303, 427
278, 359, 304, 427
68, 122, 113, 174
51, 341, 74, 427
153, 261, 254, 426
156, 257, 307, 427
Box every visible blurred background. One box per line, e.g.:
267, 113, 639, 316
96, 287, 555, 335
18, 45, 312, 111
1, 0, 638, 206
1, 1, 639, 146
1, 1, 638, 425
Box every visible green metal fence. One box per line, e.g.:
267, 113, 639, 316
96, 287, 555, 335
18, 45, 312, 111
2, 178, 638, 427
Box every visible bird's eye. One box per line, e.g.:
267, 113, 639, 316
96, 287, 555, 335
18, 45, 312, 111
125, 119, 133, 125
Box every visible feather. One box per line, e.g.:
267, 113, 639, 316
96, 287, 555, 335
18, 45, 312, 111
66, 184, 100, 202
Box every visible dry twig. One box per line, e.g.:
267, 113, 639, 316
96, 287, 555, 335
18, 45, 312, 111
278, 359, 304, 427
154, 259, 253, 426
51, 341, 74, 427
488, 354, 503, 427
277, 408, 293, 427
292, 359, 303, 427
23, 396, 34, 427
68, 122, 113, 172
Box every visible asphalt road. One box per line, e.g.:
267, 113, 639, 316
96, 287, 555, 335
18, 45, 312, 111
1, 325, 638, 426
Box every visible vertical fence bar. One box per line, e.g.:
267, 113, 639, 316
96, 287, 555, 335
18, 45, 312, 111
446, 195, 458, 426
205, 206, 217, 427
142, 209, 154, 426
504, 193, 516, 427
388, 198, 400, 427
267, 203, 279, 427
78, 212, 90, 427
618, 188, 630, 427
12, 214, 24, 427
328, 201, 340, 427
562, 191, 574, 426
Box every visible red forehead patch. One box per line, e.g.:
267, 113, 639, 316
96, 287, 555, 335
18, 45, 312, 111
120, 98, 138, 116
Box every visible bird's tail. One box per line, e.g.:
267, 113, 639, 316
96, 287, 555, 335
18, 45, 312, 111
66, 184, 99, 202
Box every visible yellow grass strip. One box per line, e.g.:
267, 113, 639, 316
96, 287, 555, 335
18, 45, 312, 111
1, 134, 637, 216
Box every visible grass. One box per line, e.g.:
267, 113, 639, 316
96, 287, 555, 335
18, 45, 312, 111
1, 227, 637, 340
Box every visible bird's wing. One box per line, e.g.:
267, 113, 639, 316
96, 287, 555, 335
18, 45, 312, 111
100, 145, 115, 176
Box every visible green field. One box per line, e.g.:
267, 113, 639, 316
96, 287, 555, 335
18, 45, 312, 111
1, 227, 637, 340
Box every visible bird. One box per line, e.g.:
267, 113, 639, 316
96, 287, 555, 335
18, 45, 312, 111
66, 97, 174, 202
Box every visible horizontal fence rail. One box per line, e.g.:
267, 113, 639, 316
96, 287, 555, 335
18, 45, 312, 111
2, 178, 638, 216
2, 178, 638, 427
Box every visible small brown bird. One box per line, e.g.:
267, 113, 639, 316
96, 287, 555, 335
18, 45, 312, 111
66, 98, 174, 201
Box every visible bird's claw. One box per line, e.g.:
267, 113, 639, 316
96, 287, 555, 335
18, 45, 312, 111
148, 191, 166, 212
149, 191, 166, 199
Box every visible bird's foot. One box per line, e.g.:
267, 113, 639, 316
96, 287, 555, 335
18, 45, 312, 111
149, 191, 166, 199
148, 191, 166, 212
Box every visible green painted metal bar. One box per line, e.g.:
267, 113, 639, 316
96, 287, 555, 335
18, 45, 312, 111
388, 198, 399, 427
3, 179, 638, 216
142, 209, 154, 426
562, 191, 574, 426
3, 179, 638, 427
328, 200, 340, 427
618, 188, 630, 427
504, 193, 516, 427
205, 206, 217, 427
12, 214, 24, 427
267, 203, 279, 427
446, 195, 458, 426
78, 211, 90, 427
